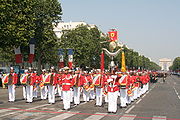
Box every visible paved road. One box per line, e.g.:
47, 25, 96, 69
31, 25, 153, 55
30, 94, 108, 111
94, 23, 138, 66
0, 75, 180, 120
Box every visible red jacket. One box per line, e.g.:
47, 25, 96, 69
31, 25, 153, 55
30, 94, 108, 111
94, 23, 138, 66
94, 74, 107, 88
72, 74, 84, 87
61, 74, 72, 91
107, 82, 119, 92
3, 73, 18, 85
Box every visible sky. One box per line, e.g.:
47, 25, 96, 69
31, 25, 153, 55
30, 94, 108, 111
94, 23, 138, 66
59, 0, 180, 64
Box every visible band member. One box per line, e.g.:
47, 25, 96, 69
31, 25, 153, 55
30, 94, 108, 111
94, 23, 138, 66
61, 67, 73, 110
26, 67, 36, 103
82, 71, 90, 102
2, 67, 17, 102
72, 68, 84, 105
119, 73, 128, 108
39, 69, 48, 100
94, 70, 107, 107
33, 71, 39, 98
89, 71, 95, 100
107, 78, 119, 113
57, 69, 64, 100
47, 67, 58, 104
20, 69, 29, 100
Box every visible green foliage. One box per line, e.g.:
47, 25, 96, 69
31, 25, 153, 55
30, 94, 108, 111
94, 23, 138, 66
170, 57, 180, 71
0, 0, 62, 73
0, 48, 14, 63
60, 25, 106, 68
0, 0, 36, 48
115, 46, 160, 71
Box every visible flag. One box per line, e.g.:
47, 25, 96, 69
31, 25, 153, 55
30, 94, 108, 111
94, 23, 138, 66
28, 44, 35, 63
100, 51, 104, 72
121, 51, 126, 72
14, 46, 22, 63
68, 49, 73, 69
58, 49, 64, 68
28, 39, 35, 63
108, 31, 118, 42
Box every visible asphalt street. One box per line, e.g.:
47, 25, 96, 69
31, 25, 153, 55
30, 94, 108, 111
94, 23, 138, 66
0, 75, 180, 120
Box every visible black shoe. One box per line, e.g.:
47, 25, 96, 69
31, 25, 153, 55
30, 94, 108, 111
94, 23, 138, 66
113, 112, 117, 114
62, 108, 65, 110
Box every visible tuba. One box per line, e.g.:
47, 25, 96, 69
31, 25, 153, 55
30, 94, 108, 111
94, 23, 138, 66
74, 74, 80, 87
26, 74, 31, 85
8, 73, 13, 85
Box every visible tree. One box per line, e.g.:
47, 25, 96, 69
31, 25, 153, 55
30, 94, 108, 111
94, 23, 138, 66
0, 0, 36, 48
170, 57, 180, 71
60, 25, 106, 68
32, 0, 62, 73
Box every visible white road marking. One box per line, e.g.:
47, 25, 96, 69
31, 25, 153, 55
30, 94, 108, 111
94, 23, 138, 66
47, 111, 79, 120
142, 94, 146, 98
119, 114, 136, 120
173, 87, 180, 100
136, 99, 142, 104
84, 112, 108, 120
125, 105, 135, 114
0, 104, 51, 117
152, 115, 166, 120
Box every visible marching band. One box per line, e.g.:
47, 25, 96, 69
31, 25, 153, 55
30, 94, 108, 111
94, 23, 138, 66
2, 66, 151, 113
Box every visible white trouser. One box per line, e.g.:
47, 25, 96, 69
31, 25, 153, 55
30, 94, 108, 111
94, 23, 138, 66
130, 91, 134, 102
140, 87, 143, 96
147, 82, 149, 91
95, 87, 103, 106
70, 88, 73, 102
63, 91, 71, 110
133, 87, 138, 100
8, 85, 15, 102
48, 85, 55, 103
127, 95, 131, 104
137, 87, 141, 98
41, 86, 48, 100
23, 86, 26, 99
26, 85, 33, 102
120, 89, 127, 107
57, 85, 62, 97
108, 92, 118, 112
33, 85, 38, 98
73, 87, 81, 104
83, 88, 90, 102
90, 90, 95, 99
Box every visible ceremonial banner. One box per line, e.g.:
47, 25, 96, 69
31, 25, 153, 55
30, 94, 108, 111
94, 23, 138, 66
121, 51, 126, 72
108, 31, 118, 42
14, 46, 22, 63
58, 49, 64, 68
100, 51, 104, 72
28, 39, 35, 63
68, 49, 73, 69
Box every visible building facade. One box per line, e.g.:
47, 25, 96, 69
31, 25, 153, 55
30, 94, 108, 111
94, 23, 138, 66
53, 21, 96, 38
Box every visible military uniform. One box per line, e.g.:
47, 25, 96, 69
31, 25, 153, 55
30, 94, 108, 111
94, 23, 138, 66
61, 70, 72, 110
2, 68, 18, 102
107, 78, 119, 113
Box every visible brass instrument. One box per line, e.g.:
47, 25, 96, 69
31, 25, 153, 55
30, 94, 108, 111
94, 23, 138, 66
50, 73, 54, 85
26, 74, 31, 85
75, 74, 80, 87
8, 73, 13, 85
